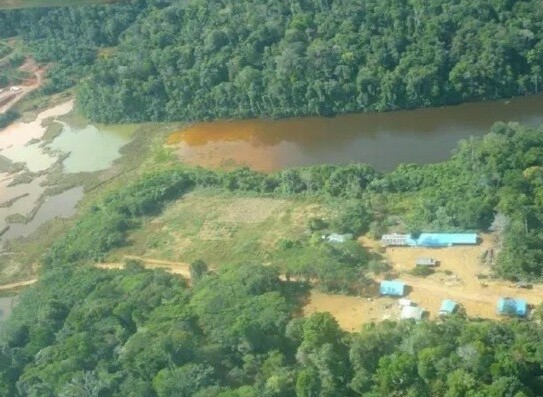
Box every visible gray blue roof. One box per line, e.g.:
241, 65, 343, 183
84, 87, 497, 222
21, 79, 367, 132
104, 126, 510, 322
379, 280, 405, 296
497, 298, 527, 316
440, 299, 457, 314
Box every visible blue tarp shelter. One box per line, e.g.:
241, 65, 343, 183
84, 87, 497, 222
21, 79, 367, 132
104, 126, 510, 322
439, 299, 457, 315
497, 298, 527, 317
379, 280, 406, 297
405, 233, 478, 247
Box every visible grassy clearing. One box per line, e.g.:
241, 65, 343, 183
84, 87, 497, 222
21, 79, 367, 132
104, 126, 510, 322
106, 188, 340, 268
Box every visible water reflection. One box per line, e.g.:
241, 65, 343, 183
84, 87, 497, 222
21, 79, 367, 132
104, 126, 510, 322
169, 94, 543, 171
47, 122, 137, 173
1, 186, 84, 243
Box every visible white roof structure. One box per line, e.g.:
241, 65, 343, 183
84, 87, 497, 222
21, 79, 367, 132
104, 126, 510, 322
326, 233, 353, 243
400, 305, 425, 320
416, 257, 437, 266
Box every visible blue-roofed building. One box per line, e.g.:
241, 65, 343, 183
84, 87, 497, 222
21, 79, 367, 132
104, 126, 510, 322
379, 280, 406, 297
497, 298, 528, 317
439, 299, 458, 315
406, 233, 477, 247
381, 233, 478, 247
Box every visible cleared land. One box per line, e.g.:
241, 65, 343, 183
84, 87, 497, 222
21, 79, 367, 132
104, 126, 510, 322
107, 190, 336, 266
378, 235, 543, 318
305, 235, 543, 330
103, 192, 543, 330
99, 234, 543, 332
0, 58, 44, 114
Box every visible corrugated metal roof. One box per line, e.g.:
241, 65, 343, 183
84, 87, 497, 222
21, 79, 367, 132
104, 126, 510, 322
379, 280, 405, 296
327, 233, 353, 243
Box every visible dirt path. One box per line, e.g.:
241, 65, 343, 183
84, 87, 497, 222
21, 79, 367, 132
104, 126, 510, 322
97, 255, 193, 278
0, 278, 37, 291
97, 238, 543, 332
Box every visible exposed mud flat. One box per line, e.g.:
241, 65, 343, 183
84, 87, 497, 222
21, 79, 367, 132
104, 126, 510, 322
0, 101, 136, 247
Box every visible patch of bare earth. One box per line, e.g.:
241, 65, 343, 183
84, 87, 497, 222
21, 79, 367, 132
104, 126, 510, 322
98, 255, 192, 278
216, 197, 287, 223
304, 291, 401, 332
303, 234, 543, 331
0, 58, 45, 114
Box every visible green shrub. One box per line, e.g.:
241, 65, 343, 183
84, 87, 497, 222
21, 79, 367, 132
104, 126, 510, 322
410, 266, 435, 277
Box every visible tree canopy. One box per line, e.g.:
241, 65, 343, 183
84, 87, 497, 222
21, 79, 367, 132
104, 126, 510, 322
1, 0, 543, 122
3, 262, 543, 396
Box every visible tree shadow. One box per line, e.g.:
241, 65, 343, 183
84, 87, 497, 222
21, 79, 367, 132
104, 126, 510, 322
282, 280, 311, 316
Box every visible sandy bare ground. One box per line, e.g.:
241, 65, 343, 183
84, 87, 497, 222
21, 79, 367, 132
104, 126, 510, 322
0, 58, 44, 114
304, 235, 543, 331
0, 278, 36, 291
303, 291, 401, 332
377, 234, 543, 319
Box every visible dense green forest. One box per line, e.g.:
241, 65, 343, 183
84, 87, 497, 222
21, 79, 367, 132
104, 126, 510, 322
0, 0, 149, 94
3, 260, 543, 395
0, 0, 120, 10
1, 0, 543, 122
2, 105, 543, 397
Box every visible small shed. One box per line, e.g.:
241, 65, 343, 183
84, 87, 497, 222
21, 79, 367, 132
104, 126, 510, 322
497, 298, 527, 317
416, 257, 438, 266
439, 299, 457, 315
326, 233, 353, 243
400, 306, 425, 320
515, 282, 532, 289
379, 280, 406, 297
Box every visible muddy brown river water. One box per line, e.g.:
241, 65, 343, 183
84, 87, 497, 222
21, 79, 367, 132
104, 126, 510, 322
168, 94, 543, 171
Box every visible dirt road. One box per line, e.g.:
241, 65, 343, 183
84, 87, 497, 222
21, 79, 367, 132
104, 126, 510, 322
97, 255, 193, 278
91, 236, 539, 331
0, 278, 37, 291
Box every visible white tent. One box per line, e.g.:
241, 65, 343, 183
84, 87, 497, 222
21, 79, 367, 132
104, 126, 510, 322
400, 306, 424, 320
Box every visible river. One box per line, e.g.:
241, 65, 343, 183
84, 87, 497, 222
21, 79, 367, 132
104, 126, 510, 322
168, 94, 543, 172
